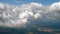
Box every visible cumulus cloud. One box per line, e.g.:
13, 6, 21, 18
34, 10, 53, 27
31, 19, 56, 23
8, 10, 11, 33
0, 2, 60, 28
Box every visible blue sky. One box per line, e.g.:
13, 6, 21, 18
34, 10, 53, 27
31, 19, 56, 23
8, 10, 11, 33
0, 0, 60, 5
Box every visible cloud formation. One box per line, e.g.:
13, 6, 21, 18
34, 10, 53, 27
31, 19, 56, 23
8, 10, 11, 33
0, 2, 60, 28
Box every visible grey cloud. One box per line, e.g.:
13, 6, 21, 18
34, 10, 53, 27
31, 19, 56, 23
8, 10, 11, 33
0, 2, 60, 28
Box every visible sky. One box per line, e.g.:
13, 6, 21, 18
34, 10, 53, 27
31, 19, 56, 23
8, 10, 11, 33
0, 0, 60, 5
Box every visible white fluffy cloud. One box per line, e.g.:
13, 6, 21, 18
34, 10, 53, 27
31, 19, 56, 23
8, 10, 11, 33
0, 2, 60, 28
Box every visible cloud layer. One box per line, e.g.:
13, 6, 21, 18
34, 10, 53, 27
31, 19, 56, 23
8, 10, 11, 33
0, 2, 60, 28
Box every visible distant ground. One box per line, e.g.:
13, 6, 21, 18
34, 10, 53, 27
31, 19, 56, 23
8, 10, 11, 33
0, 26, 60, 34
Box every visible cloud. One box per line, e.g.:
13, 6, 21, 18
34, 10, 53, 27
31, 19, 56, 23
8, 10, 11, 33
0, 2, 60, 28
